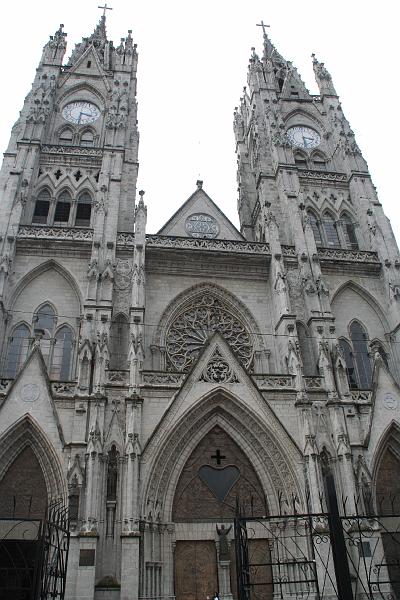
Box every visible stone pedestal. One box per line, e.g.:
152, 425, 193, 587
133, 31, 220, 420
66, 534, 98, 600
120, 533, 141, 600
218, 560, 233, 600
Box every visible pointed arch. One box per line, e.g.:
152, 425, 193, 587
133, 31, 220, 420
79, 127, 96, 147
75, 189, 92, 227
57, 83, 106, 110
372, 421, 400, 514
32, 187, 52, 224
4, 323, 31, 378
284, 108, 326, 135
59, 126, 74, 145
293, 150, 307, 168
331, 281, 389, 332
141, 389, 303, 520
0, 414, 67, 506
307, 209, 323, 246
109, 313, 129, 369
340, 211, 359, 249
311, 150, 327, 170
322, 210, 340, 247
9, 259, 83, 312
154, 282, 265, 371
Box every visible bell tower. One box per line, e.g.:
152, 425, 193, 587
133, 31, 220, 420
234, 29, 400, 378
0, 13, 140, 369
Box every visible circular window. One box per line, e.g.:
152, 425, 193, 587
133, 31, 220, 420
185, 213, 220, 239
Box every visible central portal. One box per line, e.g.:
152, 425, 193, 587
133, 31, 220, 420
175, 541, 218, 600
172, 425, 269, 600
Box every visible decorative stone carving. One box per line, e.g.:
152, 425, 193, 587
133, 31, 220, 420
143, 235, 270, 255
114, 260, 132, 290
18, 225, 93, 242
41, 144, 103, 157
165, 292, 253, 372
317, 247, 379, 263
142, 372, 185, 387
52, 382, 76, 396
199, 349, 239, 383
252, 374, 295, 389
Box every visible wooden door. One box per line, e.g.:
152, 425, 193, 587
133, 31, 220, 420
175, 541, 218, 600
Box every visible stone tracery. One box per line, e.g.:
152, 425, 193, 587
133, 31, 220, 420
165, 291, 253, 372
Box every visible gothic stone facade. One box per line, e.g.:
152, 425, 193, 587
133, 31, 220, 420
0, 16, 400, 600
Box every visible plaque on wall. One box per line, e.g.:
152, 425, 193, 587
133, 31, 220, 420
79, 549, 96, 566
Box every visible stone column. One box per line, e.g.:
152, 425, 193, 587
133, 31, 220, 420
120, 533, 141, 600
217, 560, 233, 600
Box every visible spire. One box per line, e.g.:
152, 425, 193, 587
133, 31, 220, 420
312, 54, 337, 96
67, 14, 109, 66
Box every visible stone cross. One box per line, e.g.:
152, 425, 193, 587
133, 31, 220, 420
98, 3, 113, 17
256, 20, 270, 35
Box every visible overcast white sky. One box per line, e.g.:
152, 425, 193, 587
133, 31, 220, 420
0, 0, 398, 241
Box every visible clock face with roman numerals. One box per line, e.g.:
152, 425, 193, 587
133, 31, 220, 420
286, 126, 321, 149
62, 101, 100, 125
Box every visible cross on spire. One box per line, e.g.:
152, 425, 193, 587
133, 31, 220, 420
256, 20, 270, 36
98, 3, 113, 17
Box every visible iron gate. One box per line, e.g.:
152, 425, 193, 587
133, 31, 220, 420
0, 498, 70, 600
234, 494, 400, 600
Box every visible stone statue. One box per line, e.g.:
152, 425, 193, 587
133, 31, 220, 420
216, 524, 232, 560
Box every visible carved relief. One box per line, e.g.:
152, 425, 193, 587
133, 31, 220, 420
199, 348, 240, 384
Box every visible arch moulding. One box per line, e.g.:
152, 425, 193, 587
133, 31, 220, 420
0, 414, 67, 504
141, 389, 303, 521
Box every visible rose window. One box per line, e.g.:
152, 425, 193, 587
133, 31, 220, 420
165, 293, 253, 371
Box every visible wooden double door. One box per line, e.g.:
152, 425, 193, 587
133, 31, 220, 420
175, 539, 272, 600
175, 541, 218, 600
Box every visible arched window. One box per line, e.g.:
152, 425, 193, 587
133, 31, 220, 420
50, 326, 74, 380
307, 210, 323, 246
312, 152, 326, 170
339, 338, 358, 389
322, 212, 340, 247
75, 191, 92, 227
54, 190, 72, 225
297, 322, 316, 375
350, 321, 372, 388
294, 152, 307, 168
4, 324, 30, 378
80, 130, 94, 147
110, 314, 129, 369
32, 188, 51, 224
59, 128, 73, 145
34, 303, 56, 366
341, 213, 358, 250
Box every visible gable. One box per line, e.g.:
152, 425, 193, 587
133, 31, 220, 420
157, 184, 244, 241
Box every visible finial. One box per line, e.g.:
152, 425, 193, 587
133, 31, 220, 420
98, 3, 113, 18
196, 180, 203, 189
139, 190, 145, 198
256, 20, 270, 36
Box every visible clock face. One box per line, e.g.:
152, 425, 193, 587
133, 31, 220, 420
62, 101, 100, 125
286, 126, 321, 149
185, 213, 220, 239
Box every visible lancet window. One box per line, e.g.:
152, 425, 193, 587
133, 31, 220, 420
31, 187, 93, 228
307, 209, 358, 250
4, 303, 75, 380
339, 320, 373, 389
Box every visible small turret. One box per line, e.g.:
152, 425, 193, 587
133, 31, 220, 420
312, 54, 337, 97
40, 24, 67, 67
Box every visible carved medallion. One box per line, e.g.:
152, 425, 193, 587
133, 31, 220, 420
185, 213, 220, 239
20, 383, 40, 403
114, 260, 132, 290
